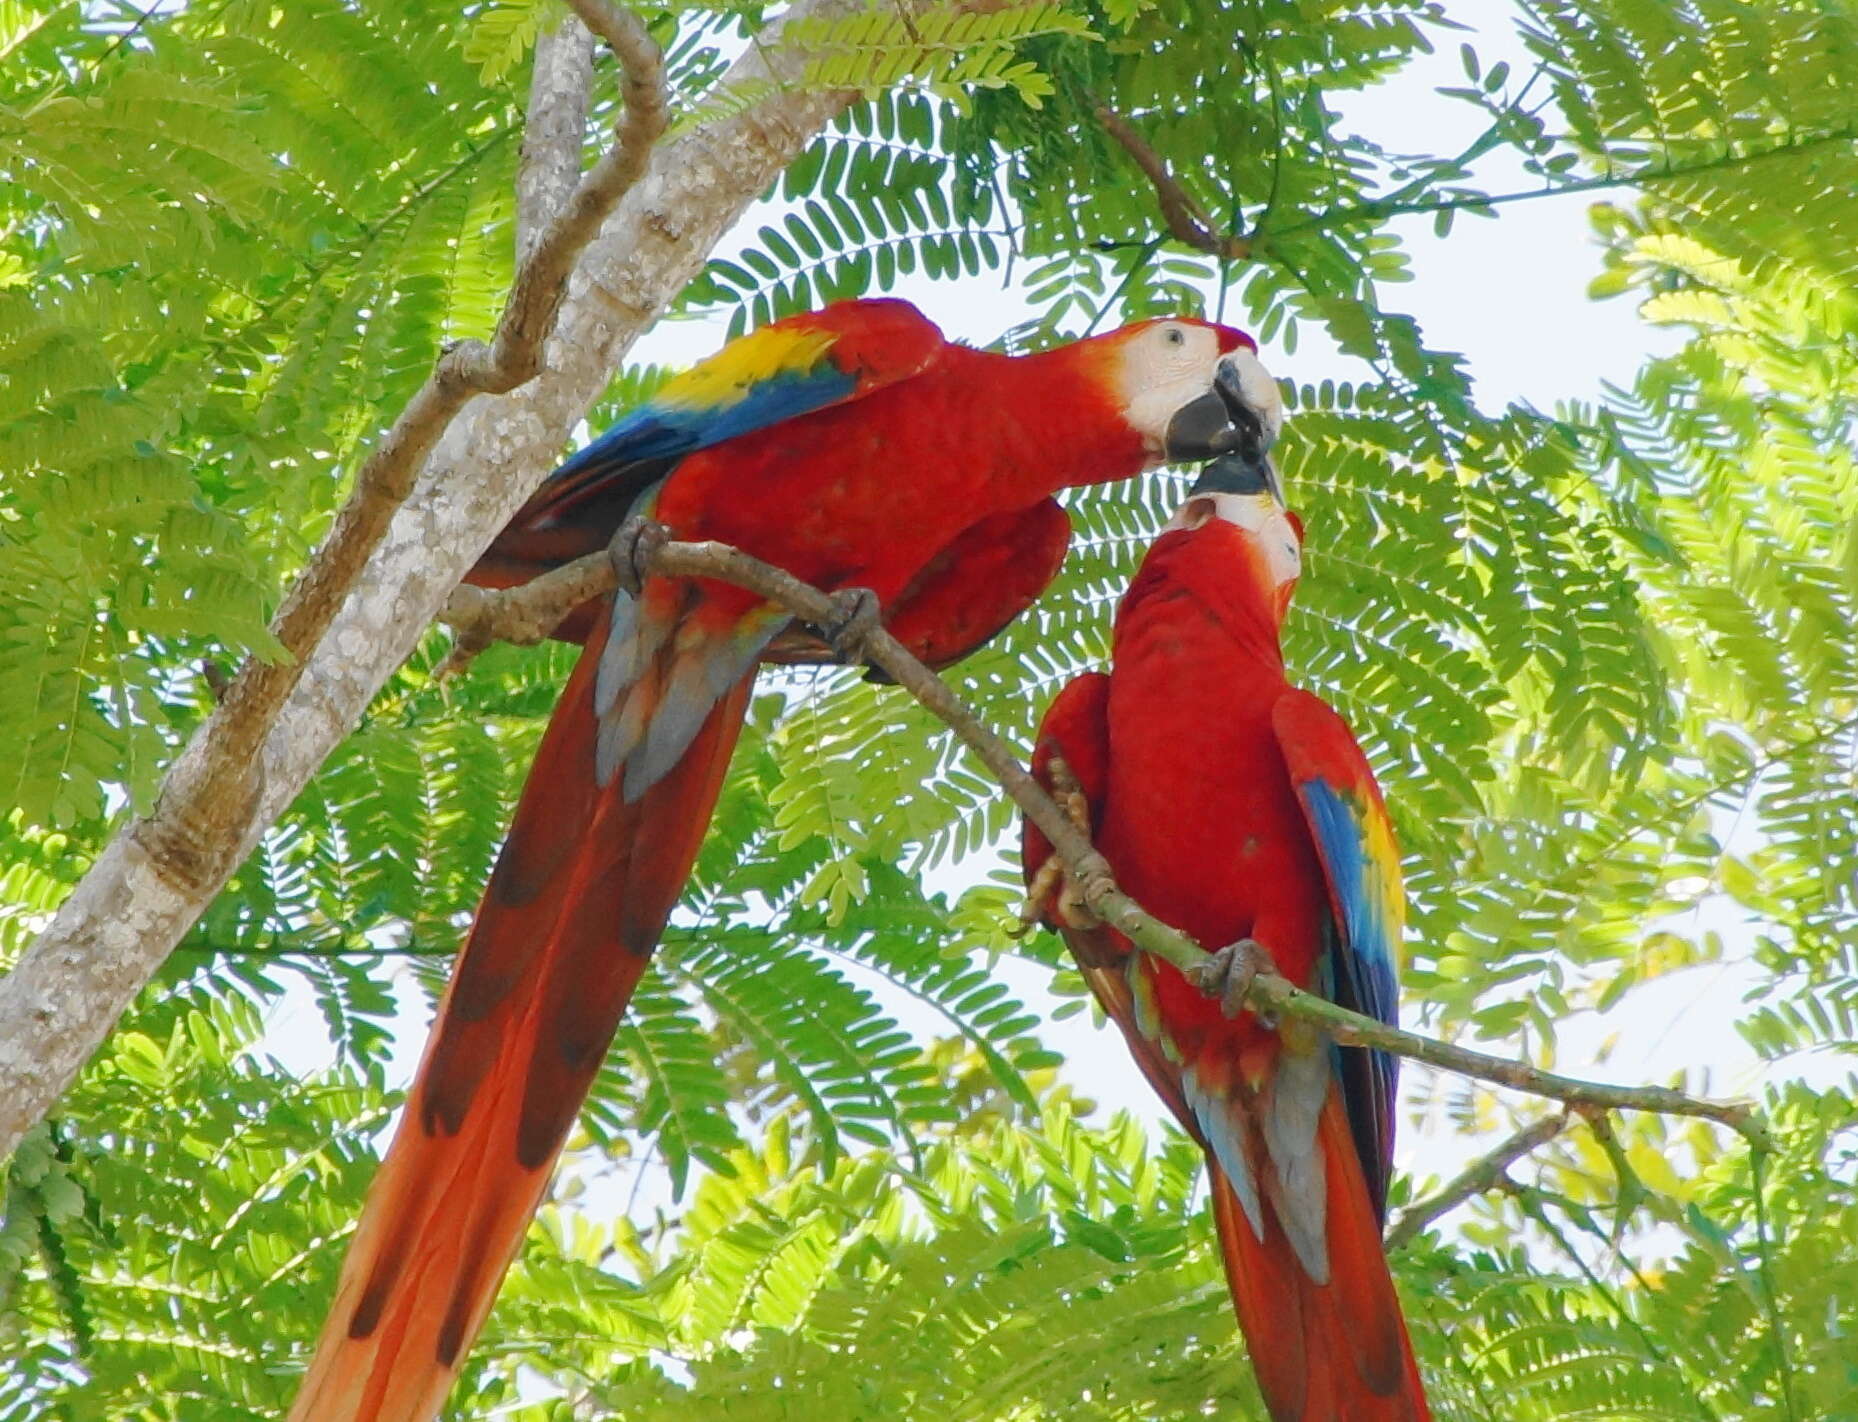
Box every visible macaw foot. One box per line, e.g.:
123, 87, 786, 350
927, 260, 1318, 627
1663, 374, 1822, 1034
1185, 938, 1280, 1023
817, 586, 882, 666
607, 515, 671, 596
1014, 754, 1102, 934
1015, 855, 1059, 935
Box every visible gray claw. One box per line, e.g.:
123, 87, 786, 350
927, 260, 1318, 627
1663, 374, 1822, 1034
608, 515, 670, 596
1184, 938, 1280, 1023
817, 586, 881, 665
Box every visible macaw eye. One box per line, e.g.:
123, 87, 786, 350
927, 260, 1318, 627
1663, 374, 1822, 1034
1164, 326, 1186, 346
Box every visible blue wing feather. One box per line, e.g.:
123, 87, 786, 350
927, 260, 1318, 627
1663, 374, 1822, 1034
1273, 690, 1405, 1222
516, 301, 944, 543
550, 362, 861, 480
1300, 779, 1401, 1215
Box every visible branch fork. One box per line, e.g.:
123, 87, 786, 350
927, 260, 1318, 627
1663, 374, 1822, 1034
0, 0, 846, 1162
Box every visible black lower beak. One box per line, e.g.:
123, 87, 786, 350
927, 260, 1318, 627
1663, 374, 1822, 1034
1190, 450, 1283, 505
1162, 389, 1246, 463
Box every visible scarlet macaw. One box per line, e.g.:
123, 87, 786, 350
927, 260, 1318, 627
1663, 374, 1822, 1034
289, 297, 1281, 1421
1022, 456, 1430, 1420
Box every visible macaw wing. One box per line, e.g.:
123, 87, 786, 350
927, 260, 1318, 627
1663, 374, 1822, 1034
490, 298, 947, 569
1272, 688, 1405, 1222
869, 498, 1072, 678
764, 499, 1073, 676
1024, 675, 1199, 1134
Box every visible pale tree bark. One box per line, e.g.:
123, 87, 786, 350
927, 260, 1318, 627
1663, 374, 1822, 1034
0, 0, 856, 1160
516, 16, 596, 261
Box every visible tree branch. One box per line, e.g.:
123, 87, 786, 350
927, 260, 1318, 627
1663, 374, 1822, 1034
1275, 125, 1858, 237
449, 0, 668, 393
157, 0, 667, 853
0, 0, 861, 1162
439, 536, 1776, 1157
1385, 1108, 1573, 1250
1089, 96, 1251, 261
515, 14, 596, 260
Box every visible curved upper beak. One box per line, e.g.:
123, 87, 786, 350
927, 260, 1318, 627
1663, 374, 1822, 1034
1163, 355, 1282, 503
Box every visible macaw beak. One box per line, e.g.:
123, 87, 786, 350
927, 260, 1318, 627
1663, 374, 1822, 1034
1162, 356, 1282, 502
1188, 448, 1282, 503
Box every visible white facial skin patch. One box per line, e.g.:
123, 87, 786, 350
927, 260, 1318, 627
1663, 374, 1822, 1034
1165, 491, 1302, 589
1118, 324, 1241, 458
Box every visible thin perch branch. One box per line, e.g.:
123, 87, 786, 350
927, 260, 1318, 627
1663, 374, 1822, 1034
440, 536, 1775, 1156
1385, 1108, 1573, 1249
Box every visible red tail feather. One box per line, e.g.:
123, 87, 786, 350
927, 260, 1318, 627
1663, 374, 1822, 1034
288, 611, 753, 1421
1208, 1091, 1429, 1422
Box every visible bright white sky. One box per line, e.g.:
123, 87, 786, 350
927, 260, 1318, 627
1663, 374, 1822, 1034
265, 11, 1837, 1255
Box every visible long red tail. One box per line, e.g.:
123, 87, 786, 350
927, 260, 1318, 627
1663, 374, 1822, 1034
288, 606, 753, 1421
1207, 1089, 1430, 1422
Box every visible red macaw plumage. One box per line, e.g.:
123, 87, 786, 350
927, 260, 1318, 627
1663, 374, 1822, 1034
289, 298, 1280, 1421
1023, 457, 1430, 1421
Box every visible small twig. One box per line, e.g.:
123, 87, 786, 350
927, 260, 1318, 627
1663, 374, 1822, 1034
172, 939, 458, 959
1511, 1182, 1724, 1417
1083, 237, 1162, 337
1750, 1150, 1800, 1422
91, 0, 165, 64
1386, 1107, 1572, 1249
442, 535, 1775, 1156
1249, 47, 1286, 245
1582, 1104, 1651, 1239
889, 0, 922, 43
1273, 126, 1857, 239
1088, 95, 1251, 261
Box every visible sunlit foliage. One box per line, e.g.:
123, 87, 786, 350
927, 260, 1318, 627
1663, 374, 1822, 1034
2, 0, 1855, 1417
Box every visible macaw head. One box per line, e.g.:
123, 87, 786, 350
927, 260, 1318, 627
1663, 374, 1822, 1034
1163, 453, 1304, 621
1101, 318, 1283, 492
